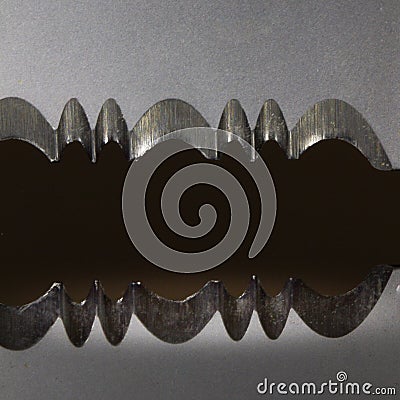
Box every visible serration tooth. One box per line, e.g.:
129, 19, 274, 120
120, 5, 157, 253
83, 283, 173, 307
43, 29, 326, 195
133, 281, 219, 344
219, 277, 256, 341
57, 98, 94, 162
254, 99, 289, 152
292, 265, 393, 338
0, 283, 60, 350
97, 282, 134, 346
59, 282, 96, 347
290, 99, 392, 170
218, 99, 254, 160
95, 99, 129, 160
256, 277, 292, 340
131, 99, 210, 159
218, 99, 252, 143
0, 97, 57, 161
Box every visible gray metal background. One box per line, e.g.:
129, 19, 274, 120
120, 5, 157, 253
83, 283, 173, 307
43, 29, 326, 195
0, 0, 399, 399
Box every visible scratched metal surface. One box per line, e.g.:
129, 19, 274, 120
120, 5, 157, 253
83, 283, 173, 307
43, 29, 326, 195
0, 267, 393, 350
0, 98, 393, 169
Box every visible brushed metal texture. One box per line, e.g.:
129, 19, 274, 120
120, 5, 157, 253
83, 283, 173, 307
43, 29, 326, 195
0, 98, 392, 169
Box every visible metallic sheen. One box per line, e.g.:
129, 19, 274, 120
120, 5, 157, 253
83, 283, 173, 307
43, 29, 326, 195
0, 97, 392, 169
0, 266, 393, 349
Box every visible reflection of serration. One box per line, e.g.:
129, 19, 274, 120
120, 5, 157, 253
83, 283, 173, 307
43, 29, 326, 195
0, 266, 392, 350
0, 97, 392, 169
